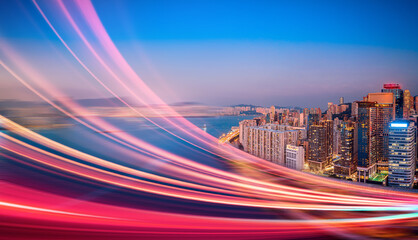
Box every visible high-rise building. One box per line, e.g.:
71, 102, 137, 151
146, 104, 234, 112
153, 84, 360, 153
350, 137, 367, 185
334, 121, 357, 179
388, 121, 417, 188
356, 101, 378, 182
415, 96, 418, 113
239, 119, 257, 151
303, 108, 309, 126
248, 124, 306, 165
307, 113, 320, 132
285, 145, 305, 171
381, 83, 403, 119
307, 120, 333, 172
403, 89, 411, 118
367, 92, 395, 172
351, 102, 358, 118
269, 105, 276, 123
328, 102, 333, 110
326, 109, 332, 120
340, 97, 344, 105
333, 118, 342, 155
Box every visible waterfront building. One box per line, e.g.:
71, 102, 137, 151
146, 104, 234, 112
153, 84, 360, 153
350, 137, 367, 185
388, 121, 417, 188
247, 124, 306, 165
334, 121, 357, 179
239, 119, 257, 151
285, 145, 305, 171
381, 83, 404, 119
307, 120, 333, 172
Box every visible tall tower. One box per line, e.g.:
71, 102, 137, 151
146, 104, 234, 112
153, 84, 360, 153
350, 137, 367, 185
307, 113, 320, 132
367, 92, 395, 172
334, 121, 357, 179
381, 83, 403, 119
333, 118, 342, 155
351, 102, 358, 118
303, 108, 309, 126
388, 121, 416, 188
356, 101, 378, 182
415, 96, 418, 113
403, 89, 411, 118
307, 120, 333, 172
339, 97, 344, 105
269, 105, 276, 123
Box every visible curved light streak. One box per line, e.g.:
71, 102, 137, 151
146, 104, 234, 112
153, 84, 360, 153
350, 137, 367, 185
0, 1, 417, 239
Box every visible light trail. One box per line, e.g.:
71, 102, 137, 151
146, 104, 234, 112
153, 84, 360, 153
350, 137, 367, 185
0, 1, 417, 239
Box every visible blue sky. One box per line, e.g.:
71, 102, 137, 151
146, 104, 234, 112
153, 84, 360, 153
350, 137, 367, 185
1, 0, 418, 108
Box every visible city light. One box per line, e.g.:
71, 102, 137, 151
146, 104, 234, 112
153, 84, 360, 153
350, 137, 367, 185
0, 0, 417, 239
390, 123, 408, 128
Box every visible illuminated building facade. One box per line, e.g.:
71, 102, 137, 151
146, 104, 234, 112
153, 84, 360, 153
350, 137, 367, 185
269, 105, 276, 123
357, 101, 377, 182
381, 83, 403, 119
403, 89, 411, 118
307, 120, 333, 172
307, 113, 320, 132
388, 121, 417, 188
415, 96, 418, 113
334, 121, 357, 178
367, 92, 395, 172
333, 118, 342, 155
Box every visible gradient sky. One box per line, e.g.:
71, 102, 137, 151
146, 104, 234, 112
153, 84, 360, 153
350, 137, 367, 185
1, 0, 418, 108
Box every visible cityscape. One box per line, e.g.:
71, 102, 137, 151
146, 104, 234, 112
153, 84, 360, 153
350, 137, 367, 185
222, 83, 417, 189
1, 0, 418, 239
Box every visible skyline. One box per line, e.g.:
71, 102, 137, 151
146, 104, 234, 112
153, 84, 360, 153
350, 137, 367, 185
1, 0, 418, 109
1, 1, 418, 239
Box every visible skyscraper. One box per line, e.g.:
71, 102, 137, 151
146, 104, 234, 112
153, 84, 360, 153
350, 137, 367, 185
307, 113, 320, 132
307, 120, 333, 172
339, 97, 344, 105
356, 101, 377, 182
388, 121, 417, 188
351, 102, 358, 118
334, 121, 357, 179
269, 105, 276, 123
303, 108, 309, 126
381, 83, 404, 119
367, 92, 395, 172
403, 89, 411, 118
333, 118, 342, 155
